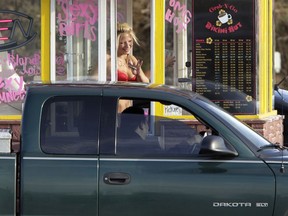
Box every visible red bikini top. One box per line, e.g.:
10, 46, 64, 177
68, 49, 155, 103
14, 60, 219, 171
117, 70, 137, 81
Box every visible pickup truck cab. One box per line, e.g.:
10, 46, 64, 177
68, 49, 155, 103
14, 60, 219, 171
1, 82, 288, 216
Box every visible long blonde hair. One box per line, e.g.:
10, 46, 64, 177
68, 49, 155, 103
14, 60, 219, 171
117, 22, 140, 47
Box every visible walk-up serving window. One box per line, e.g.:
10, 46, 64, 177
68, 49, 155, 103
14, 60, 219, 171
0, 0, 153, 117
52, 0, 151, 82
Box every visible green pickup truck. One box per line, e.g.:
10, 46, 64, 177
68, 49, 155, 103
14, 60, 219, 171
1, 82, 288, 216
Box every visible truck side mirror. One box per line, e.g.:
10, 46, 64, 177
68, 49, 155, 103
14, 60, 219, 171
199, 135, 238, 157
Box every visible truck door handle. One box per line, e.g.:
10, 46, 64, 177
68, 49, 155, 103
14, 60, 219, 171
103, 172, 131, 185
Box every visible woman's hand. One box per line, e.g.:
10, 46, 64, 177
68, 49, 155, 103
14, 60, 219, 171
165, 55, 176, 68
127, 55, 149, 83
128, 59, 143, 76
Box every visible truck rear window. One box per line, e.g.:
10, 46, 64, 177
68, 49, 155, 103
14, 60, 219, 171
40, 96, 101, 155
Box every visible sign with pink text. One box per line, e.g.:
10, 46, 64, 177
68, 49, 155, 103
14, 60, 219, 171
165, 0, 192, 33
192, 0, 256, 115
0, 8, 40, 115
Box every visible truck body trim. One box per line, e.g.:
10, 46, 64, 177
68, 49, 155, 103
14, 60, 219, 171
22, 157, 265, 164
100, 158, 264, 163
23, 157, 98, 161
0, 156, 16, 159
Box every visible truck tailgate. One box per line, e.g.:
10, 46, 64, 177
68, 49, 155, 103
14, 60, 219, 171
0, 154, 16, 216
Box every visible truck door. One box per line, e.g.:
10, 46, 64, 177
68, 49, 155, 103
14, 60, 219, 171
20, 95, 102, 215
98, 98, 275, 216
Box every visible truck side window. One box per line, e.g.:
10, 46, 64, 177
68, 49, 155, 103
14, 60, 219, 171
116, 100, 207, 157
40, 96, 101, 155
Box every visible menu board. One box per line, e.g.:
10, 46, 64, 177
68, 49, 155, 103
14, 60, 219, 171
192, 0, 256, 114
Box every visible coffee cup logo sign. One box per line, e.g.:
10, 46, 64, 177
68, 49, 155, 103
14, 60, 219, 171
217, 9, 232, 25
205, 4, 242, 34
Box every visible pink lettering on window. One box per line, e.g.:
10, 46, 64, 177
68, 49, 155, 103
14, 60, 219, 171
57, 0, 98, 41
165, 0, 192, 33
0, 90, 26, 103
0, 75, 26, 103
7, 53, 41, 76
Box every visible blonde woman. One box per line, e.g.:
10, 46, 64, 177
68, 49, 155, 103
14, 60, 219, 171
114, 23, 149, 112
116, 22, 149, 83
